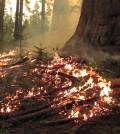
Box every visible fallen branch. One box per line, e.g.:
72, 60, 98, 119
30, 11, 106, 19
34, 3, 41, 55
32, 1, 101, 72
64, 97, 99, 110
0, 101, 59, 120
45, 85, 74, 96
1, 105, 65, 127
58, 72, 80, 84
94, 68, 111, 73
39, 117, 83, 126
0, 57, 29, 68
0, 96, 99, 127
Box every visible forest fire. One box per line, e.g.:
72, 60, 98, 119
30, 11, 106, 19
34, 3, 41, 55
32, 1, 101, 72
0, 0, 120, 132
0, 50, 118, 122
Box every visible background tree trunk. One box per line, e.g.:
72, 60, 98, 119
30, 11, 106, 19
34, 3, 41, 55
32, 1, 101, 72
41, 0, 46, 32
14, 0, 20, 40
41, 0, 45, 20
51, 0, 69, 31
64, 0, 120, 54
0, 0, 5, 42
14, 0, 23, 40
19, 0, 23, 39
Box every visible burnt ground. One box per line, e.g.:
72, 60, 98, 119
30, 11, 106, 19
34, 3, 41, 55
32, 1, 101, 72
1, 113, 120, 134
0, 53, 120, 134
0, 104, 120, 134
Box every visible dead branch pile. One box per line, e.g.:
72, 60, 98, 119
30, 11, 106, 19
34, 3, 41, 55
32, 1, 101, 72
0, 51, 119, 128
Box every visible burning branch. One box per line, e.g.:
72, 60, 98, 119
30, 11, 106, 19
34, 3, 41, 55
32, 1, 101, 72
0, 57, 29, 68
58, 72, 80, 84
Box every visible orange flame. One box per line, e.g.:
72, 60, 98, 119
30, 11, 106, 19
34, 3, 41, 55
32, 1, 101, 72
0, 50, 117, 121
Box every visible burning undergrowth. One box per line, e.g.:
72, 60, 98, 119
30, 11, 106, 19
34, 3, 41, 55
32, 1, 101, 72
0, 50, 119, 123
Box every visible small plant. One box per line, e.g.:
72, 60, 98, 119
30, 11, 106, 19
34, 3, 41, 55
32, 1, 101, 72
89, 60, 98, 69
34, 44, 50, 62
53, 47, 67, 57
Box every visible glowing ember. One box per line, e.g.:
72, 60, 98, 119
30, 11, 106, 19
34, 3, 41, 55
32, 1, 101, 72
0, 50, 118, 122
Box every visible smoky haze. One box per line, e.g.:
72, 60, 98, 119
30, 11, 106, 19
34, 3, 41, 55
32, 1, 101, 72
24, 0, 83, 54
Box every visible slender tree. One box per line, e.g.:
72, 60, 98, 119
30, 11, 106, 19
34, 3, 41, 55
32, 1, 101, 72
14, 0, 24, 40
14, 0, 20, 40
28, 0, 41, 36
41, 0, 46, 32
19, 0, 23, 38
41, 0, 45, 20
51, 0, 69, 31
0, 0, 5, 42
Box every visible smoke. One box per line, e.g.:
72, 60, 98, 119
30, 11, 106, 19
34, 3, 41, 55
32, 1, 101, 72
69, 39, 120, 73
23, 0, 82, 54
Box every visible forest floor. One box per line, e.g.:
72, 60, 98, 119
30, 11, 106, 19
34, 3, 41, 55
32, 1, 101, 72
1, 109, 120, 134
0, 50, 120, 134
11, 111, 120, 134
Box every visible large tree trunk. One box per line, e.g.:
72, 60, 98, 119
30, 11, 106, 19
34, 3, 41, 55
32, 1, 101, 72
0, 0, 5, 42
64, 0, 120, 55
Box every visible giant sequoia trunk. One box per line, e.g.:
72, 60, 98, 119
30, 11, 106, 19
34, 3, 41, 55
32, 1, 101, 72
64, 0, 120, 54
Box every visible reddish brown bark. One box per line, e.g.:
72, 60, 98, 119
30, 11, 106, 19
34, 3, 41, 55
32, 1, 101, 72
64, 0, 120, 54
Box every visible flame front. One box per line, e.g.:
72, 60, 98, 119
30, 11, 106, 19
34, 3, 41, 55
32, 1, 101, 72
0, 50, 118, 121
